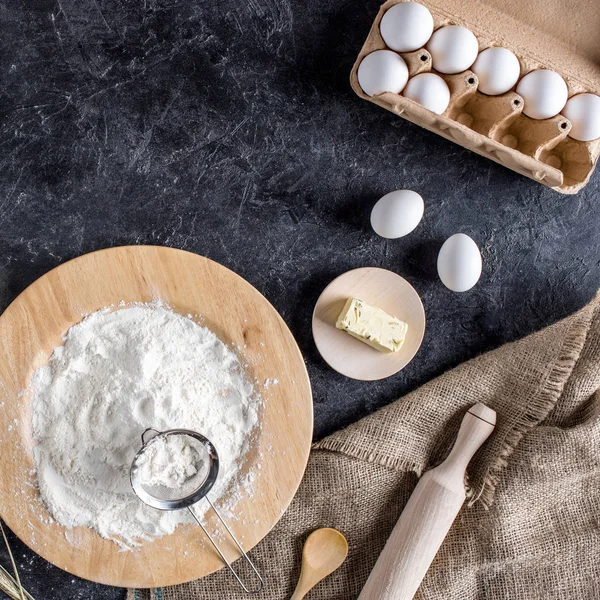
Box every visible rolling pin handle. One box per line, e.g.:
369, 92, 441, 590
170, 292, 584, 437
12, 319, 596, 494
357, 403, 496, 600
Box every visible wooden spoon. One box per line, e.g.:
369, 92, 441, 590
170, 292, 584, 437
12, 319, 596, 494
290, 528, 348, 600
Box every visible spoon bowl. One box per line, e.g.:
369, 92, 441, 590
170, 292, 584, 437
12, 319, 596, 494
291, 528, 348, 600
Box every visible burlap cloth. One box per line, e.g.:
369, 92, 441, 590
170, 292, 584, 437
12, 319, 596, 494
129, 295, 600, 600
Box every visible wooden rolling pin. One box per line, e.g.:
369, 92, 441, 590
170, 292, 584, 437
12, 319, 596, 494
357, 403, 496, 600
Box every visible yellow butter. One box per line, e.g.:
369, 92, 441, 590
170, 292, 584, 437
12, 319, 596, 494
335, 297, 408, 353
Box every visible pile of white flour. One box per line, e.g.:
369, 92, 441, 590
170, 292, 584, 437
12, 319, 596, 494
30, 305, 260, 549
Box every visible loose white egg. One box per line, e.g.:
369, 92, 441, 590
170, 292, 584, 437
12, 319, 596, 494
403, 73, 450, 114
426, 25, 479, 74
357, 50, 409, 96
370, 190, 424, 239
516, 69, 568, 120
471, 47, 520, 95
562, 93, 600, 141
380, 2, 434, 53
437, 233, 482, 292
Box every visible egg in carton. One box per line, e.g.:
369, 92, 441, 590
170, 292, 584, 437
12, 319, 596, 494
351, 0, 600, 194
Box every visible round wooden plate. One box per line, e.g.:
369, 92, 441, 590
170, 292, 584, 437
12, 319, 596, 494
0, 246, 313, 588
312, 268, 425, 380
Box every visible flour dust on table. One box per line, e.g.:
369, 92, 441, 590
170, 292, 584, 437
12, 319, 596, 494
29, 304, 261, 550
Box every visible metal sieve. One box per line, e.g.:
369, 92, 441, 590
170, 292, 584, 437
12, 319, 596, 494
130, 428, 263, 594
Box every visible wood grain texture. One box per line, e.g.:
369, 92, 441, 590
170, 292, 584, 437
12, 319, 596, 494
357, 404, 496, 600
290, 528, 348, 600
312, 268, 425, 381
0, 246, 313, 588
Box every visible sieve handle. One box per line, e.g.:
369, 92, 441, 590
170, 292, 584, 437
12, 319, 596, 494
141, 427, 161, 445
188, 497, 264, 594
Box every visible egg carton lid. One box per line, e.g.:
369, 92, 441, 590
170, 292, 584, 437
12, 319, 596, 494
427, 0, 600, 94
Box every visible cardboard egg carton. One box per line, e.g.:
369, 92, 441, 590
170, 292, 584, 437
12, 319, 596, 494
351, 0, 600, 193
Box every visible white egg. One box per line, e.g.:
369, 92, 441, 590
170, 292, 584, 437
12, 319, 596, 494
403, 73, 450, 114
562, 93, 600, 142
471, 47, 520, 96
437, 233, 482, 292
516, 69, 568, 120
370, 190, 424, 239
380, 2, 434, 53
426, 25, 479, 74
357, 50, 409, 96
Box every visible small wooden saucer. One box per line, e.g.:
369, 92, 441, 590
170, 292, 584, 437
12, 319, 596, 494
312, 268, 425, 381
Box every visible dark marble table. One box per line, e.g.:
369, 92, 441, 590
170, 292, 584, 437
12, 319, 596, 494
1, 0, 599, 598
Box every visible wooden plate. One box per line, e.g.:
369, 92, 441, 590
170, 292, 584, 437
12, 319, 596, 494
0, 246, 313, 588
312, 267, 425, 380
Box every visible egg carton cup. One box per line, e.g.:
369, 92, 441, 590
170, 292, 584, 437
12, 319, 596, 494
351, 0, 600, 194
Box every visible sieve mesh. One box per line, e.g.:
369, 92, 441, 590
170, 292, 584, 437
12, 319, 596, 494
131, 431, 217, 508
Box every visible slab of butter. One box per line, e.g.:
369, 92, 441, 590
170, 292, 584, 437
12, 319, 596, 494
335, 297, 408, 353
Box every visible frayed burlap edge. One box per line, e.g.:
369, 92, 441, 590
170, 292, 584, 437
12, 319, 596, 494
315, 294, 600, 509
471, 303, 597, 508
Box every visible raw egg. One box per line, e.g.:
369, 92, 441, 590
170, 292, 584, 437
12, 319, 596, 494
437, 233, 482, 292
380, 2, 434, 53
427, 25, 479, 74
516, 69, 568, 120
403, 73, 450, 114
370, 190, 424, 239
357, 50, 409, 96
471, 47, 520, 95
562, 93, 600, 141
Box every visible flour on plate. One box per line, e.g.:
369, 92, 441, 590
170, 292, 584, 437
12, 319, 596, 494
30, 305, 260, 549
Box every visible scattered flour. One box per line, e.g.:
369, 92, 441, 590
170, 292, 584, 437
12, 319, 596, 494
263, 377, 279, 389
30, 304, 260, 549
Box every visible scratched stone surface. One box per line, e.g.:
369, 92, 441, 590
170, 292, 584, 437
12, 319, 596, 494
1, 0, 599, 598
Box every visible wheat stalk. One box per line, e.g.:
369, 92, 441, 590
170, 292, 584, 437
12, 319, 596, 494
0, 566, 35, 600
0, 520, 32, 600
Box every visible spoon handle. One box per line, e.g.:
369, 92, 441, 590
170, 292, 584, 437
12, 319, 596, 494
290, 573, 310, 600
